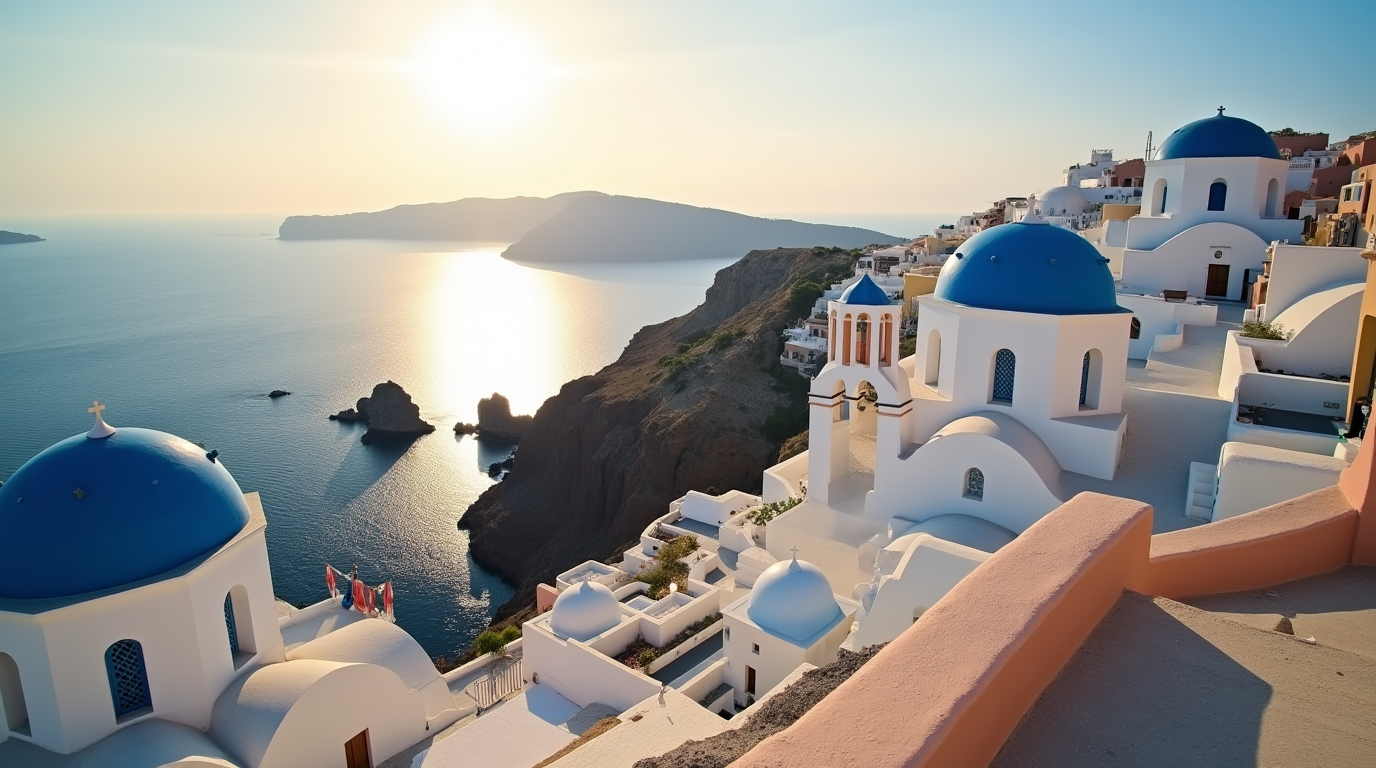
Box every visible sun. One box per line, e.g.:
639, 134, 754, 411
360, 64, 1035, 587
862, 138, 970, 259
411, 13, 553, 130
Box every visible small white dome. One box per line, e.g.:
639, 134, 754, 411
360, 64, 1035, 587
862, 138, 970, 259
1036, 185, 1089, 216
550, 581, 622, 641
747, 556, 841, 643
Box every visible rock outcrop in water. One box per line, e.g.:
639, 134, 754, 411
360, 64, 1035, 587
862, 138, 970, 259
459, 247, 854, 627
0, 230, 44, 245
330, 381, 435, 443
454, 393, 534, 441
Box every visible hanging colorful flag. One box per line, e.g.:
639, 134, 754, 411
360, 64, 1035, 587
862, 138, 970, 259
325, 565, 337, 598
365, 586, 376, 616
352, 578, 367, 614
382, 581, 395, 621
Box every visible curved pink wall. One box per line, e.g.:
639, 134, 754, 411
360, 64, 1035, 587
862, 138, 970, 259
733, 493, 1152, 768
1136, 485, 1357, 599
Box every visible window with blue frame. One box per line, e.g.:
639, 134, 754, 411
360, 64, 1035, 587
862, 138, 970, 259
105, 639, 151, 718
991, 349, 1016, 404
1080, 352, 1091, 406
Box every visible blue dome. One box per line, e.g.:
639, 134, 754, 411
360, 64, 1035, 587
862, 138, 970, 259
0, 428, 251, 600
838, 273, 891, 305
1155, 113, 1281, 161
933, 221, 1122, 315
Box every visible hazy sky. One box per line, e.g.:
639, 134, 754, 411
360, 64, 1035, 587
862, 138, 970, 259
2, 0, 1373, 231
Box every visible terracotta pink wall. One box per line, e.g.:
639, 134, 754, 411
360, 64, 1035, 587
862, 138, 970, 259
536, 583, 559, 613
1135, 485, 1357, 599
1338, 440, 1376, 564
733, 493, 1152, 768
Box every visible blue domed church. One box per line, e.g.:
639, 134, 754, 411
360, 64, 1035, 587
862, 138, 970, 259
804, 215, 1131, 535
1106, 109, 1303, 302
0, 407, 467, 767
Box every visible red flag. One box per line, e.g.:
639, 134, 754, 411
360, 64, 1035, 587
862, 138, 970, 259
365, 586, 376, 615
383, 581, 394, 619
352, 579, 367, 614
325, 566, 337, 598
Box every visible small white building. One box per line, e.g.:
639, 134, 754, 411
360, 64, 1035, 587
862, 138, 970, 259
720, 555, 857, 707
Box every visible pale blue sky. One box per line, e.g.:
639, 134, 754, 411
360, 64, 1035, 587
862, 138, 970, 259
2, 0, 1372, 233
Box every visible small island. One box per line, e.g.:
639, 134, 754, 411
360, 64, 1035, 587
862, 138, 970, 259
269, 390, 292, 398
454, 393, 534, 442
330, 381, 435, 444
0, 230, 44, 245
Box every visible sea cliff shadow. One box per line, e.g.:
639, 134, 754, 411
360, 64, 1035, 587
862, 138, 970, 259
321, 421, 415, 502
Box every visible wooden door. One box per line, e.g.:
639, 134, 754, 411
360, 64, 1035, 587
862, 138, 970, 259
345, 729, 372, 768
1206, 264, 1230, 298
746, 666, 756, 695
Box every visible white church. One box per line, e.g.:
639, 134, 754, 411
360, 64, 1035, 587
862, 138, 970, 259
0, 407, 468, 768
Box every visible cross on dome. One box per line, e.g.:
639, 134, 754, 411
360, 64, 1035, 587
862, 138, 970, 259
86, 400, 116, 439
1217, 105, 1226, 115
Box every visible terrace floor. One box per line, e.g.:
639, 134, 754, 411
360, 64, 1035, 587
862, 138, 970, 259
1241, 406, 1344, 436
671, 517, 721, 540
992, 567, 1376, 768
651, 632, 724, 686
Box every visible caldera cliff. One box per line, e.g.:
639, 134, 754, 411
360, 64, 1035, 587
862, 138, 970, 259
459, 247, 854, 626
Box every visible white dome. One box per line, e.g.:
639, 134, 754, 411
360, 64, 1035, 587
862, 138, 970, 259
550, 581, 622, 641
746, 556, 841, 643
1036, 185, 1089, 216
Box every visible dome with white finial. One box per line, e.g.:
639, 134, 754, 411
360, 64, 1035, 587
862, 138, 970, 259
746, 552, 842, 643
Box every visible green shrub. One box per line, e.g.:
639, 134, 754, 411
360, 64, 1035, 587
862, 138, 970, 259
499, 625, 522, 643
474, 628, 513, 657
1240, 319, 1290, 341
777, 430, 808, 462
746, 497, 802, 526
637, 648, 657, 670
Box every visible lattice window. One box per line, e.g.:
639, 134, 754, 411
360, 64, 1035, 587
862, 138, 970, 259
1080, 352, 1091, 406
991, 349, 1016, 403
965, 468, 985, 500
105, 639, 151, 717
224, 593, 240, 656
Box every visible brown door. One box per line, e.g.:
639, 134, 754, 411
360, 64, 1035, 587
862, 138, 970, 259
1206, 264, 1230, 298
345, 729, 372, 768
746, 666, 756, 695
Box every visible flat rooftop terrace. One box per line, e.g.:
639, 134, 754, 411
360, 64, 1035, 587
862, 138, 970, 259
991, 567, 1376, 768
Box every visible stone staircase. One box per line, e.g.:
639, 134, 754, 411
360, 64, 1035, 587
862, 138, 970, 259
1185, 462, 1218, 521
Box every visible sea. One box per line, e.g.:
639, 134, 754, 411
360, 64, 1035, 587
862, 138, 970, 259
0, 216, 734, 660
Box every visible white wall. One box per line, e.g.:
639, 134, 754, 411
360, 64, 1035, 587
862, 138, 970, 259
848, 536, 987, 650
1261, 284, 1364, 377
1116, 294, 1218, 360
521, 620, 660, 711
678, 490, 759, 527
1120, 221, 1271, 300
0, 509, 280, 755
1128, 156, 1300, 251
1261, 245, 1366, 321
1212, 442, 1347, 521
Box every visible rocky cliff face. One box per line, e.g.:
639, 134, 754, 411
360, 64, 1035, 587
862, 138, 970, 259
454, 393, 534, 440
459, 248, 853, 625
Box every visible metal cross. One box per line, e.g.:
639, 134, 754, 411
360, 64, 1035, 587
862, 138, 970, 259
1217, 105, 1226, 115
790, 545, 800, 560
88, 400, 106, 417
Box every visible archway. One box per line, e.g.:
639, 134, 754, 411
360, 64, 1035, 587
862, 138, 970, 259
1080, 349, 1104, 409
225, 585, 257, 663
1265, 178, 1279, 217
0, 652, 29, 735
924, 329, 942, 387
105, 639, 152, 720
1208, 180, 1227, 211
1152, 178, 1168, 215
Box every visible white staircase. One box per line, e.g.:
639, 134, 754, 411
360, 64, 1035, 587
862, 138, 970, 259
1185, 462, 1218, 521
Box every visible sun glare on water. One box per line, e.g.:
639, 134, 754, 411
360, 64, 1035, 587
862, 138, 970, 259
411, 12, 553, 130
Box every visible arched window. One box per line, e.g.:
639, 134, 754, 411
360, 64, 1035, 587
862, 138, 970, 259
1080, 349, 1103, 409
1265, 178, 1279, 217
841, 315, 853, 366
105, 639, 152, 719
924, 329, 941, 387
1152, 178, 1168, 215
1130, 317, 1141, 339
0, 652, 29, 735
224, 593, 239, 657
991, 349, 1015, 404
856, 314, 871, 366
1207, 180, 1227, 211
964, 468, 984, 500
879, 315, 893, 366
828, 312, 837, 362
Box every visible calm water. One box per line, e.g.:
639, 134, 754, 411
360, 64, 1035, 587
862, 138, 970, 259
0, 216, 732, 659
